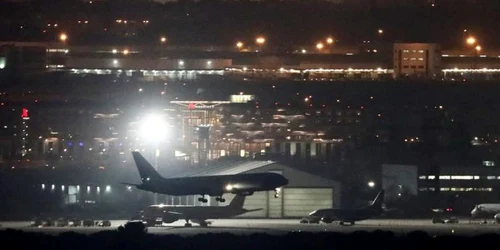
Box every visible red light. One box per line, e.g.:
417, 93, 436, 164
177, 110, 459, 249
21, 108, 29, 118
188, 103, 195, 110
446, 208, 452, 212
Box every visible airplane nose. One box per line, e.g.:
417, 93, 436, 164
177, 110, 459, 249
282, 177, 289, 186
471, 208, 479, 217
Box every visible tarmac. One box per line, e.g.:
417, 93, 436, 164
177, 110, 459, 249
1, 219, 500, 236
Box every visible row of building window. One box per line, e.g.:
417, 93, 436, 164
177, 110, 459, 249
402, 50, 425, 53
419, 187, 493, 192
403, 58, 424, 61
401, 65, 425, 69
419, 175, 500, 180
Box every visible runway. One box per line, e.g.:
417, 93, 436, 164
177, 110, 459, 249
1, 219, 500, 236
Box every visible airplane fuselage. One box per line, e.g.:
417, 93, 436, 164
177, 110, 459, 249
144, 206, 249, 219
313, 207, 383, 222
137, 172, 287, 197
471, 203, 500, 218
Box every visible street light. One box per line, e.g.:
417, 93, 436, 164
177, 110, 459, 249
256, 36, 265, 45
59, 33, 68, 42
378, 29, 384, 35
475, 45, 482, 52
160, 37, 167, 58
140, 114, 168, 204
368, 181, 375, 188
466, 36, 476, 46
316, 42, 324, 50
326, 37, 334, 44
236, 41, 243, 49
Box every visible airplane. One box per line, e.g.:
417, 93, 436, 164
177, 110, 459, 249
122, 151, 289, 203
306, 190, 385, 226
470, 203, 500, 222
135, 194, 262, 227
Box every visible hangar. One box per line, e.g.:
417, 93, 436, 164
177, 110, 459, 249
166, 160, 341, 218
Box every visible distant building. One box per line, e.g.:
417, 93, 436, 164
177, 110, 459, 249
393, 43, 442, 78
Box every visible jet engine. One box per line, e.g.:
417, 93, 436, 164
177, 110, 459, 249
321, 217, 333, 224
494, 213, 500, 223
237, 191, 254, 196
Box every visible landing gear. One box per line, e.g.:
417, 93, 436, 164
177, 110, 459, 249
274, 188, 281, 198
215, 196, 226, 202
198, 196, 208, 203
184, 219, 192, 227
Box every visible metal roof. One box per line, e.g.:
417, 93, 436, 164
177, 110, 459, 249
171, 160, 276, 177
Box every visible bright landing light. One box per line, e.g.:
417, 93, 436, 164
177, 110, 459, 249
140, 114, 168, 141
225, 184, 233, 191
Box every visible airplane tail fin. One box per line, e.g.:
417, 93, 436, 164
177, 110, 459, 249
228, 194, 246, 209
132, 151, 162, 182
369, 190, 385, 209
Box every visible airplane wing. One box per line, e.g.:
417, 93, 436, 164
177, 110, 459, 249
166, 211, 183, 216
229, 182, 262, 191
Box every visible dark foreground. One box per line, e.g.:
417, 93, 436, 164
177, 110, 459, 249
1, 228, 499, 250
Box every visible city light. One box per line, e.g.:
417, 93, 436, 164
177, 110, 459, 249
256, 36, 265, 45
368, 181, 375, 188
378, 29, 383, 34
160, 37, 167, 43
466, 36, 476, 45
123, 49, 129, 55
475, 45, 482, 52
316, 43, 324, 50
326, 37, 334, 44
59, 33, 68, 42
140, 114, 168, 142
236, 41, 243, 48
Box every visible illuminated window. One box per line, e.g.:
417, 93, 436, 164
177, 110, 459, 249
440, 187, 450, 191
439, 176, 450, 180
451, 175, 473, 180
428, 175, 435, 180
487, 176, 496, 180
483, 161, 495, 167
474, 176, 480, 180
419, 175, 427, 179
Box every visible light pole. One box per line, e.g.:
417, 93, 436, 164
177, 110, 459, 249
466, 36, 477, 69
160, 36, 167, 58
255, 36, 265, 51
140, 114, 168, 205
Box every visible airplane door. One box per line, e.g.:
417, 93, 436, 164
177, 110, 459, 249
268, 190, 283, 218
